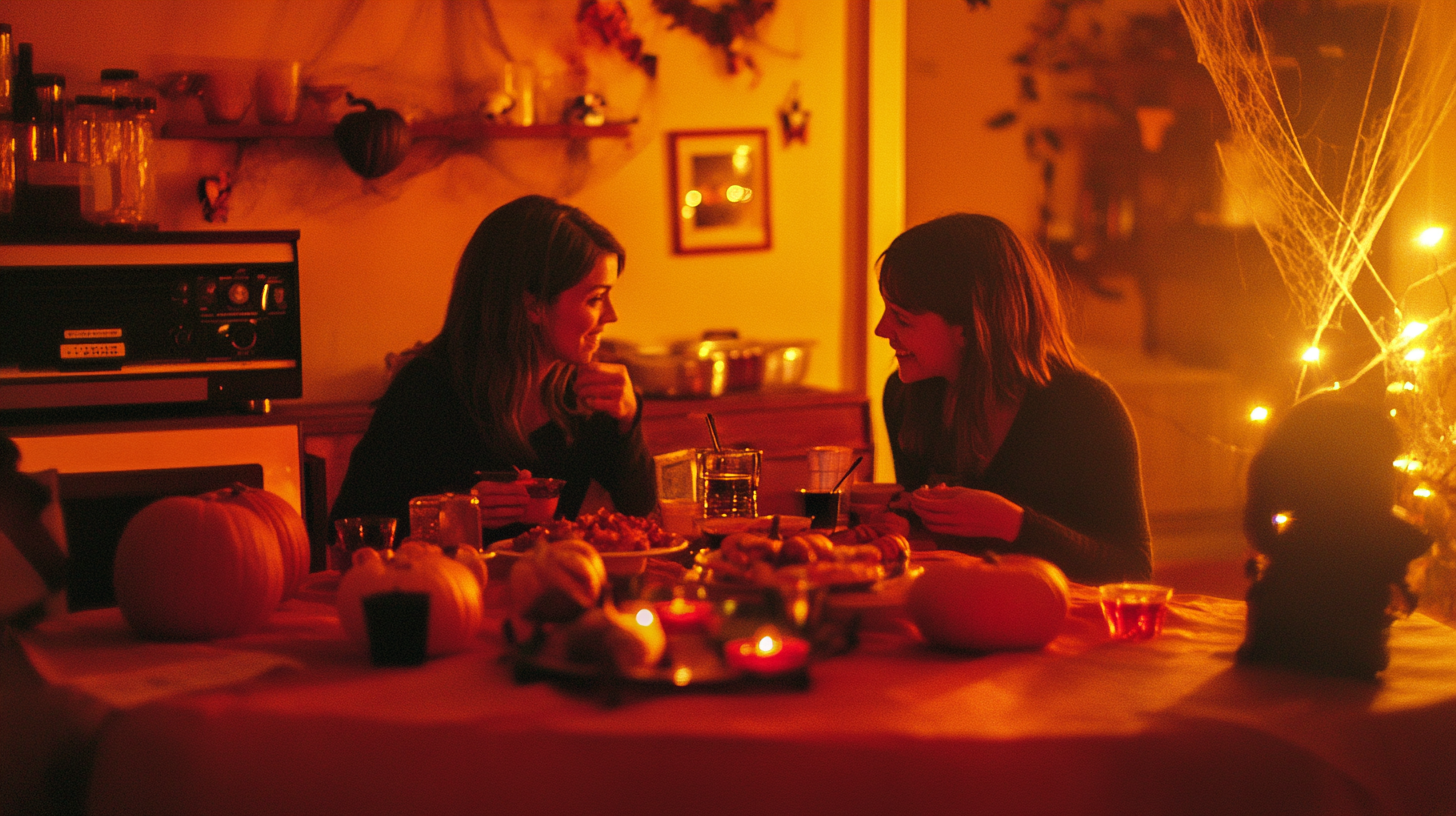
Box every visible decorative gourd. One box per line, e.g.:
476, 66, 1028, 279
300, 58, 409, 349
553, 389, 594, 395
114, 494, 285, 641
199, 483, 311, 599
509, 539, 607, 623
906, 553, 1071, 652
333, 93, 412, 179
336, 542, 487, 658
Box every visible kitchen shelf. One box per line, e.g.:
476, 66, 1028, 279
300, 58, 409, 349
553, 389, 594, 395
160, 119, 632, 141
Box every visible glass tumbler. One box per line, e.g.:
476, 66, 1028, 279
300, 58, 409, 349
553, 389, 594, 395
698, 448, 761, 519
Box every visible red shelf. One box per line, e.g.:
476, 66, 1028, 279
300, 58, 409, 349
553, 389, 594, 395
161, 119, 632, 141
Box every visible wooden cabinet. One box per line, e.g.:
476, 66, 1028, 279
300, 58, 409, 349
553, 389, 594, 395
278, 387, 873, 518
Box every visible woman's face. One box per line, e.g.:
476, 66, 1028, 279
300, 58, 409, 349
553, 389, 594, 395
531, 253, 619, 365
874, 295, 965, 383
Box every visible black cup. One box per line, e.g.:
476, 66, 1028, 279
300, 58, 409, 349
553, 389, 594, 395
798, 490, 840, 530
363, 591, 431, 667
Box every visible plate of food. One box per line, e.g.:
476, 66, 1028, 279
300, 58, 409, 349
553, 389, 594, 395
693, 525, 913, 594
488, 509, 689, 575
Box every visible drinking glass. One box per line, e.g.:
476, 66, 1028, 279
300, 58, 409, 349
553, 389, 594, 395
1099, 583, 1174, 641
331, 516, 397, 572
697, 448, 761, 518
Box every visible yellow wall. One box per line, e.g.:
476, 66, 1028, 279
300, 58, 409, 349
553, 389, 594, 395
0, 0, 854, 406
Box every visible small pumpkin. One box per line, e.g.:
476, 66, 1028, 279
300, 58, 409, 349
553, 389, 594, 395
906, 553, 1071, 652
199, 483, 311, 599
114, 494, 285, 641
333, 92, 412, 179
509, 538, 607, 623
336, 541, 487, 658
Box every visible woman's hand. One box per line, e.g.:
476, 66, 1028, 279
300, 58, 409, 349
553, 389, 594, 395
575, 362, 638, 432
910, 484, 1024, 541
473, 469, 531, 529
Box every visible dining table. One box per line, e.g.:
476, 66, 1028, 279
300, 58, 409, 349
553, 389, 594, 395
5, 560, 1456, 816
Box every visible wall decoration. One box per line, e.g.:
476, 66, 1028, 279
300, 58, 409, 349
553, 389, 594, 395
778, 83, 809, 146
653, 0, 776, 76
668, 129, 771, 254
577, 0, 658, 77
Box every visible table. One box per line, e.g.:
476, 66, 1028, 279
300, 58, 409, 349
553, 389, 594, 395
7, 581, 1456, 816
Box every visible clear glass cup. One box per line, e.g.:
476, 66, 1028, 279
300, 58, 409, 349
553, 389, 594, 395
1099, 583, 1174, 641
408, 495, 444, 543
331, 516, 397, 572
698, 448, 761, 519
436, 492, 482, 551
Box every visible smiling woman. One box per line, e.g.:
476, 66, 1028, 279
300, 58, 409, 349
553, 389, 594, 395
875, 213, 1151, 585
330, 195, 657, 541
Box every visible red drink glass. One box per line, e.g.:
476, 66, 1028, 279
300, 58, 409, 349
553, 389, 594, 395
1099, 583, 1173, 641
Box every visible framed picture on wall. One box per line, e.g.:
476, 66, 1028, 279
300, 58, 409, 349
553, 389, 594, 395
668, 129, 771, 254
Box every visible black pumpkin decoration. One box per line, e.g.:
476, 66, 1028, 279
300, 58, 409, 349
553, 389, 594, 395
333, 93, 412, 179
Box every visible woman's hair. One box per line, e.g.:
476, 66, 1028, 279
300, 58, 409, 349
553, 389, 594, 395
878, 213, 1084, 475
429, 195, 625, 463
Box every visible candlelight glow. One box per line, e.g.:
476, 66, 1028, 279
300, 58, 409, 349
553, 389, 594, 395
1301, 346, 1321, 364
751, 626, 784, 657
634, 607, 656, 627
1395, 458, 1423, 474
1414, 487, 1434, 499
1249, 406, 1269, 422
1404, 348, 1427, 363
673, 666, 692, 686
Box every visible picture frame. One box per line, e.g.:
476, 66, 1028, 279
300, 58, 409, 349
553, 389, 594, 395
668, 128, 771, 254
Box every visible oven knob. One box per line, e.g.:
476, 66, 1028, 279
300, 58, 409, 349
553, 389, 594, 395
219, 321, 257, 352
170, 324, 193, 348
228, 281, 251, 307
199, 279, 217, 307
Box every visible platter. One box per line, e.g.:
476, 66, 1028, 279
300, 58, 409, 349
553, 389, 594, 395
822, 564, 925, 609
488, 537, 690, 561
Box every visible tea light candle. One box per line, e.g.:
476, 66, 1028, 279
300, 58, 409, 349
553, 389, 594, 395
724, 625, 810, 675
655, 597, 713, 634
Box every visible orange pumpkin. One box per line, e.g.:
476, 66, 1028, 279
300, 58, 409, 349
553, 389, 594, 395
114, 494, 285, 641
199, 483, 311, 599
336, 541, 487, 658
906, 553, 1071, 652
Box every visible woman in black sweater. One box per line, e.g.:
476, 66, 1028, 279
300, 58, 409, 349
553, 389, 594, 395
331, 196, 656, 540
875, 214, 1151, 584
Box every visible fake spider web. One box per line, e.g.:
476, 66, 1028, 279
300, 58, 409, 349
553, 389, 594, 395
1175, 0, 1456, 495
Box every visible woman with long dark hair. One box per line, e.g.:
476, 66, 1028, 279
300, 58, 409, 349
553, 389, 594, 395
875, 213, 1150, 584
332, 195, 656, 537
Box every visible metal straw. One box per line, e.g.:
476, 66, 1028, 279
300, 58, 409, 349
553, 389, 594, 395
705, 413, 722, 451
831, 456, 864, 493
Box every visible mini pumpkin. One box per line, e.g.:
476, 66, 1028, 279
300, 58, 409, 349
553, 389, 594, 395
336, 542, 487, 658
334, 93, 412, 179
509, 538, 607, 623
114, 494, 285, 641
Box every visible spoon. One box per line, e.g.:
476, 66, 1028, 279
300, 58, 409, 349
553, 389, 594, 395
705, 413, 722, 451
830, 456, 864, 493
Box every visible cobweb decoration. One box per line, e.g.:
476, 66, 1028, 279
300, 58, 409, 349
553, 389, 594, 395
218, 0, 659, 213
1175, 0, 1456, 492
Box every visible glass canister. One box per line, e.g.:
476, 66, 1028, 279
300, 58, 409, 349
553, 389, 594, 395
111, 94, 156, 228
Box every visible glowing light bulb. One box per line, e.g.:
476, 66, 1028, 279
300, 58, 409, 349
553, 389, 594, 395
684, 189, 702, 207
1395, 457, 1423, 473
1301, 346, 1321, 363
1272, 512, 1292, 533
1402, 321, 1429, 340
1405, 348, 1427, 363
1414, 487, 1434, 499
1417, 226, 1446, 248
1249, 406, 1269, 422
634, 607, 656, 627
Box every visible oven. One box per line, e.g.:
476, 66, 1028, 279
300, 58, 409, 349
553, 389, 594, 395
6, 419, 310, 611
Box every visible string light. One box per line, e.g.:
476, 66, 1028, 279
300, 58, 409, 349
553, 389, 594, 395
1249, 406, 1269, 422
1417, 226, 1446, 248
1301, 346, 1321, 364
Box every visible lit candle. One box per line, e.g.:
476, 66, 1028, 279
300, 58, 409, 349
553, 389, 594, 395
724, 625, 810, 675
654, 597, 713, 634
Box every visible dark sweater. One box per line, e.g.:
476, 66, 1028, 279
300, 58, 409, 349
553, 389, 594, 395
331, 350, 657, 538
884, 368, 1152, 584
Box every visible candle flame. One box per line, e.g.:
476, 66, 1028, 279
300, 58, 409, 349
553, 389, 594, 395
752, 625, 784, 657
635, 607, 656, 627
